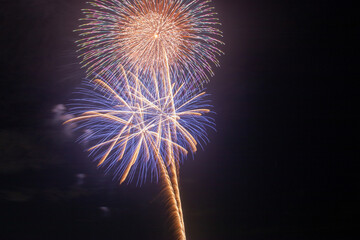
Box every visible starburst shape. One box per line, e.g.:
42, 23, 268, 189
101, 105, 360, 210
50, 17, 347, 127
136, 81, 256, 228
77, 0, 224, 86
66, 69, 213, 185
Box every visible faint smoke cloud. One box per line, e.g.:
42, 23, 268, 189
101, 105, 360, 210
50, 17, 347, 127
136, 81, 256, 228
81, 129, 93, 147
75, 173, 86, 186
99, 206, 110, 218
51, 104, 76, 138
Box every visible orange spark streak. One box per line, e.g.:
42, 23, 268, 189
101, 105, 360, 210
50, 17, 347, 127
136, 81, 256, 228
120, 136, 143, 184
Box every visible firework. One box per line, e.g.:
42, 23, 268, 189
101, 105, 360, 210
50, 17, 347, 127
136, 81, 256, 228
77, 0, 223, 86
66, 69, 213, 185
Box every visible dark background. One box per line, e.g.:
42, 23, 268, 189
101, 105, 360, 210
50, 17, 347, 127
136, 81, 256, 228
0, 0, 358, 239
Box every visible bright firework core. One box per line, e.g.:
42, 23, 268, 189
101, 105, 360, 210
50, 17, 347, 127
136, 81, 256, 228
122, 11, 184, 68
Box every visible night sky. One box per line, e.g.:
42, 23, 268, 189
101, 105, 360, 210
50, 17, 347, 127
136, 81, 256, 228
0, 1, 358, 239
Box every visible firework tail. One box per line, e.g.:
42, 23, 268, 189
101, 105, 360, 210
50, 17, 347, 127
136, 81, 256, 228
164, 53, 186, 238
169, 162, 185, 234
149, 132, 186, 240
160, 162, 186, 240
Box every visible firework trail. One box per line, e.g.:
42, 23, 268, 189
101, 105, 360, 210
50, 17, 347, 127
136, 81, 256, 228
65, 68, 213, 239
76, 0, 224, 86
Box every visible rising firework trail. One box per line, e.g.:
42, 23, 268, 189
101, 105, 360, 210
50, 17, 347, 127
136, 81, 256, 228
76, 0, 224, 86
65, 68, 214, 239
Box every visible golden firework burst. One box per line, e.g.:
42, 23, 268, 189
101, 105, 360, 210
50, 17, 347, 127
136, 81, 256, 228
77, 0, 223, 85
